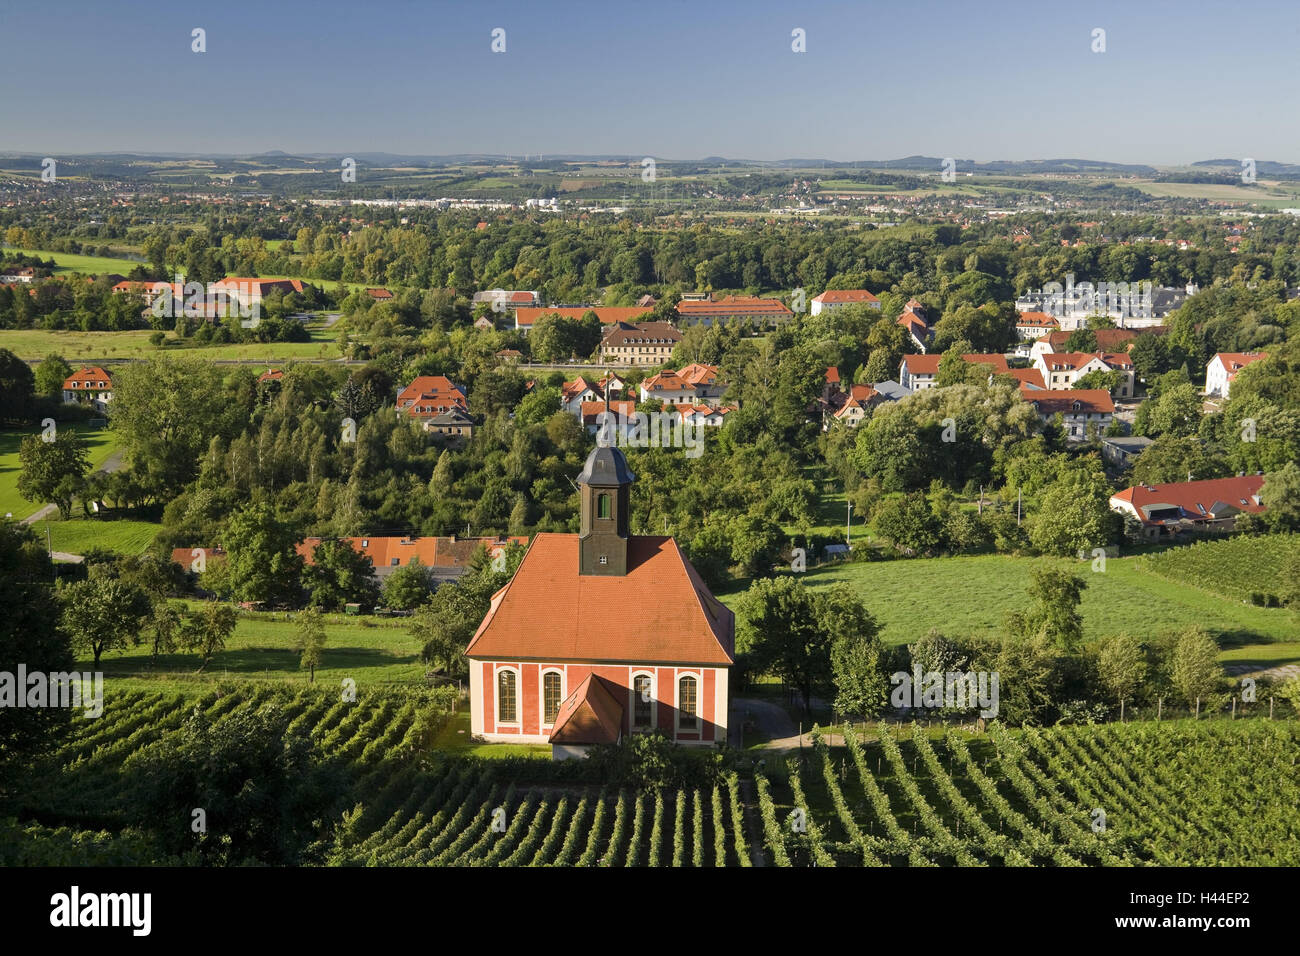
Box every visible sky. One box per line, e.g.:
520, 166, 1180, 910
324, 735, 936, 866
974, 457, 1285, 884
1, 0, 1298, 165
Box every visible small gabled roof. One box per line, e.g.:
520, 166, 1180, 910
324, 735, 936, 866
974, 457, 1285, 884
548, 674, 624, 745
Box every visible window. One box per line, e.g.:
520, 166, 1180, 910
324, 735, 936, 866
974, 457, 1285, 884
633, 675, 653, 728
390, 558, 399, 566
599, 555, 607, 565
543, 671, 562, 724
598, 493, 610, 519
678, 676, 697, 729
498, 670, 517, 723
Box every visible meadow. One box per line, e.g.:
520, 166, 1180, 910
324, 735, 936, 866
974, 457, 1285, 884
2, 246, 145, 275
0, 325, 344, 361
717, 550, 1299, 649
0, 425, 122, 519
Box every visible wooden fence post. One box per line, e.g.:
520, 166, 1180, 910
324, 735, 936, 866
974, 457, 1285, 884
1157, 697, 1162, 722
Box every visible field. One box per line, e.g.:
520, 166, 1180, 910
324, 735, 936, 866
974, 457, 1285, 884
722, 552, 1299, 647
93, 610, 427, 689
0, 326, 343, 361
2, 246, 145, 275
5, 685, 1296, 866
1140, 534, 1300, 603
0, 425, 122, 520
44, 517, 161, 556
762, 720, 1300, 866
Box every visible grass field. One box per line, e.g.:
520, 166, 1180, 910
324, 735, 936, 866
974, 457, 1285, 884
88, 610, 427, 688
1, 246, 145, 275
1131, 180, 1300, 203
0, 326, 344, 361
717, 551, 1299, 648
44, 517, 161, 556
0, 425, 122, 520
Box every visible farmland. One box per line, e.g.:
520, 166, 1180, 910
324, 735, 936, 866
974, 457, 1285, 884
1140, 534, 1300, 604
4, 685, 1295, 866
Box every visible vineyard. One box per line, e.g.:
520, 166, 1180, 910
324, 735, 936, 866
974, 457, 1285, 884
757, 721, 1300, 866
1141, 534, 1300, 604
3, 685, 1297, 866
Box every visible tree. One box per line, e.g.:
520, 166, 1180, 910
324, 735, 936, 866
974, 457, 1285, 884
59, 572, 153, 666
0, 521, 72, 774
110, 358, 226, 499
146, 600, 186, 663
1029, 464, 1118, 557
1256, 461, 1300, 533
1169, 628, 1222, 707
827, 595, 888, 718
221, 502, 304, 605
33, 354, 72, 398
1130, 436, 1225, 485
873, 493, 945, 555
0, 348, 34, 425
124, 703, 346, 865
304, 539, 379, 610
182, 601, 238, 671
17, 429, 91, 519
1095, 633, 1147, 707
735, 576, 873, 717
1005, 566, 1087, 652
296, 606, 326, 682
381, 558, 431, 610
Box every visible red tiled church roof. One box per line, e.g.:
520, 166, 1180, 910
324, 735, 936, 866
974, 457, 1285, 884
466, 533, 734, 666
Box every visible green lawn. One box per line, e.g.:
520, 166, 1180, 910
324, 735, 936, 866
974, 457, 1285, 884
2, 246, 145, 275
44, 517, 161, 555
431, 710, 551, 758
717, 552, 1298, 647
85, 610, 428, 687
0, 327, 344, 361
0, 425, 122, 520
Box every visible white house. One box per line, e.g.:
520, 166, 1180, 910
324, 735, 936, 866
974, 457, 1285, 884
1205, 352, 1267, 399
810, 289, 881, 315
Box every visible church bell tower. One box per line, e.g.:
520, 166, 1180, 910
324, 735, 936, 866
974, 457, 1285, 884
576, 442, 635, 576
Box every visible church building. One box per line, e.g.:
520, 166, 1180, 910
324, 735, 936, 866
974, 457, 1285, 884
465, 443, 735, 758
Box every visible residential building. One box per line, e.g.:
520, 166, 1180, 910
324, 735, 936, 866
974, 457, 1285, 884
297, 535, 527, 588
599, 321, 682, 366
1033, 351, 1136, 398
365, 288, 393, 301
1109, 474, 1265, 539
1015, 311, 1059, 342
1205, 352, 1267, 398
62, 366, 113, 410
424, 406, 475, 444
810, 289, 881, 315
1030, 326, 1166, 364
465, 444, 734, 755
560, 373, 625, 414
675, 295, 793, 328
1100, 436, 1154, 469
898, 311, 930, 352
829, 384, 882, 428
395, 375, 469, 423
514, 305, 651, 333
1019, 387, 1115, 440
472, 289, 540, 310
639, 364, 727, 405
899, 353, 1009, 391
578, 399, 637, 435
0, 266, 36, 283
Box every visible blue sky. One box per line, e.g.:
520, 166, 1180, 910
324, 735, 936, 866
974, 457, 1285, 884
1, 0, 1297, 164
